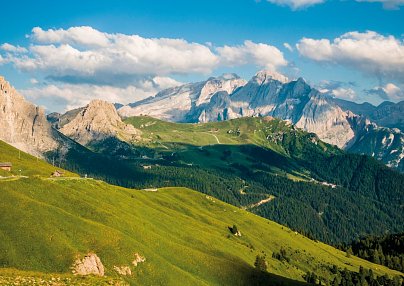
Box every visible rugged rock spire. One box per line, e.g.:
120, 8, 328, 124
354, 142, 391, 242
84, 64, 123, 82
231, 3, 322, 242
0, 76, 57, 156
59, 99, 141, 145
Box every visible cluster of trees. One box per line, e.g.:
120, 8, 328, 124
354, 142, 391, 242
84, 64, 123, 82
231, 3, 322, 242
272, 247, 290, 263
305, 267, 403, 286
342, 233, 404, 272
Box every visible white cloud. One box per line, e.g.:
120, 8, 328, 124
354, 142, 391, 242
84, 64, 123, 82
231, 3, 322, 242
20, 76, 182, 112
30, 78, 39, 84
331, 87, 357, 100
0, 26, 288, 111
1, 43, 28, 53
283, 43, 293, 52
8, 27, 219, 77
2, 26, 287, 82
31, 26, 110, 47
217, 40, 287, 71
356, 0, 404, 9
266, 0, 324, 9
297, 31, 404, 83
365, 83, 404, 101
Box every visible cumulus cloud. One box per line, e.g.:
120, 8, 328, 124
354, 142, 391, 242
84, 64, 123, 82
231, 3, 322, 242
1, 43, 28, 53
318, 80, 358, 100
364, 83, 404, 101
216, 40, 287, 71
1, 26, 286, 83
266, 0, 324, 9
21, 76, 182, 112
297, 31, 404, 83
356, 0, 404, 9
331, 87, 357, 100
8, 27, 219, 77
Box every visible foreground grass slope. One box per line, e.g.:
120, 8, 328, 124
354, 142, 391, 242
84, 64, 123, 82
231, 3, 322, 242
0, 141, 401, 285
0, 140, 76, 178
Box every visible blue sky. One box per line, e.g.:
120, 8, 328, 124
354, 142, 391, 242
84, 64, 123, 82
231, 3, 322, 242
0, 0, 403, 112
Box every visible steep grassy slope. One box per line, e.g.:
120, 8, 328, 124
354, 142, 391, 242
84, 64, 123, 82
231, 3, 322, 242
0, 141, 401, 285
48, 117, 404, 244
0, 140, 76, 178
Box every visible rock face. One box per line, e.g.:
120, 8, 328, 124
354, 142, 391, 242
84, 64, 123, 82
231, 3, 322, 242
118, 73, 246, 122
0, 76, 57, 156
72, 253, 105, 276
59, 100, 141, 146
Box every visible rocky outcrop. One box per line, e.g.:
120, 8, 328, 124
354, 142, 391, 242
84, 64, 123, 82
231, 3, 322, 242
132, 253, 146, 266
0, 76, 57, 156
71, 253, 105, 276
59, 100, 141, 146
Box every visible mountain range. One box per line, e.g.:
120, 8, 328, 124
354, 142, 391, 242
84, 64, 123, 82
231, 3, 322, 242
118, 71, 404, 172
0, 74, 403, 245
0, 74, 403, 284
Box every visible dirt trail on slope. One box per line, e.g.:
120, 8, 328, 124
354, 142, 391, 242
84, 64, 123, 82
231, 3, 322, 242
244, 195, 275, 210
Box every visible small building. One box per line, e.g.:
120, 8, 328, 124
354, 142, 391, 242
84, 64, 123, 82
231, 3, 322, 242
142, 165, 152, 170
0, 162, 12, 171
51, 170, 64, 177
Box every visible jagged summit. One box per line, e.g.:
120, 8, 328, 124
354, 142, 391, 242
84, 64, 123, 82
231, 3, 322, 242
59, 99, 140, 145
118, 74, 246, 120
253, 70, 290, 85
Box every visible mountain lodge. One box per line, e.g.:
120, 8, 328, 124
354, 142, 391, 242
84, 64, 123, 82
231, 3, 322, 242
0, 162, 12, 171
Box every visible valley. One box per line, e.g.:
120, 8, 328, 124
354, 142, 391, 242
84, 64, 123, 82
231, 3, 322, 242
0, 140, 402, 285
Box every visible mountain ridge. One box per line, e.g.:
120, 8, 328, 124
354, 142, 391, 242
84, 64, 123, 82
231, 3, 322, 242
116, 71, 404, 171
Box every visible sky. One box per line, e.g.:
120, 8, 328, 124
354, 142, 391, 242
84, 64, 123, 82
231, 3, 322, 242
0, 0, 403, 112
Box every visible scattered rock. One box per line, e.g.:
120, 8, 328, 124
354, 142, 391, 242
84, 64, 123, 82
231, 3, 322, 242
132, 253, 146, 266
114, 265, 132, 276
71, 253, 105, 276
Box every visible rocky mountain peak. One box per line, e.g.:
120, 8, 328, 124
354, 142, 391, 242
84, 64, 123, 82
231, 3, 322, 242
253, 70, 289, 85
60, 99, 140, 145
197, 74, 247, 106
0, 76, 57, 156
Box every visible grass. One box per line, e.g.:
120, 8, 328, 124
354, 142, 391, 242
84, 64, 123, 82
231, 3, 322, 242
0, 140, 77, 178
0, 141, 401, 285
123, 116, 335, 181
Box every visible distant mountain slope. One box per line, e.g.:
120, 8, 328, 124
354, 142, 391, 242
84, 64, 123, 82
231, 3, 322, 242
0, 141, 401, 285
334, 99, 404, 132
117, 71, 404, 171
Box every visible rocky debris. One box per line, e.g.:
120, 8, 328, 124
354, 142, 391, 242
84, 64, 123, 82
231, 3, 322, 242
113, 266, 132, 276
59, 100, 141, 146
71, 253, 105, 276
0, 76, 58, 156
132, 253, 146, 267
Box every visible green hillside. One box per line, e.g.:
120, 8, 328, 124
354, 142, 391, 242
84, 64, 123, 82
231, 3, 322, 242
0, 140, 76, 178
56, 115, 403, 245
0, 140, 402, 285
